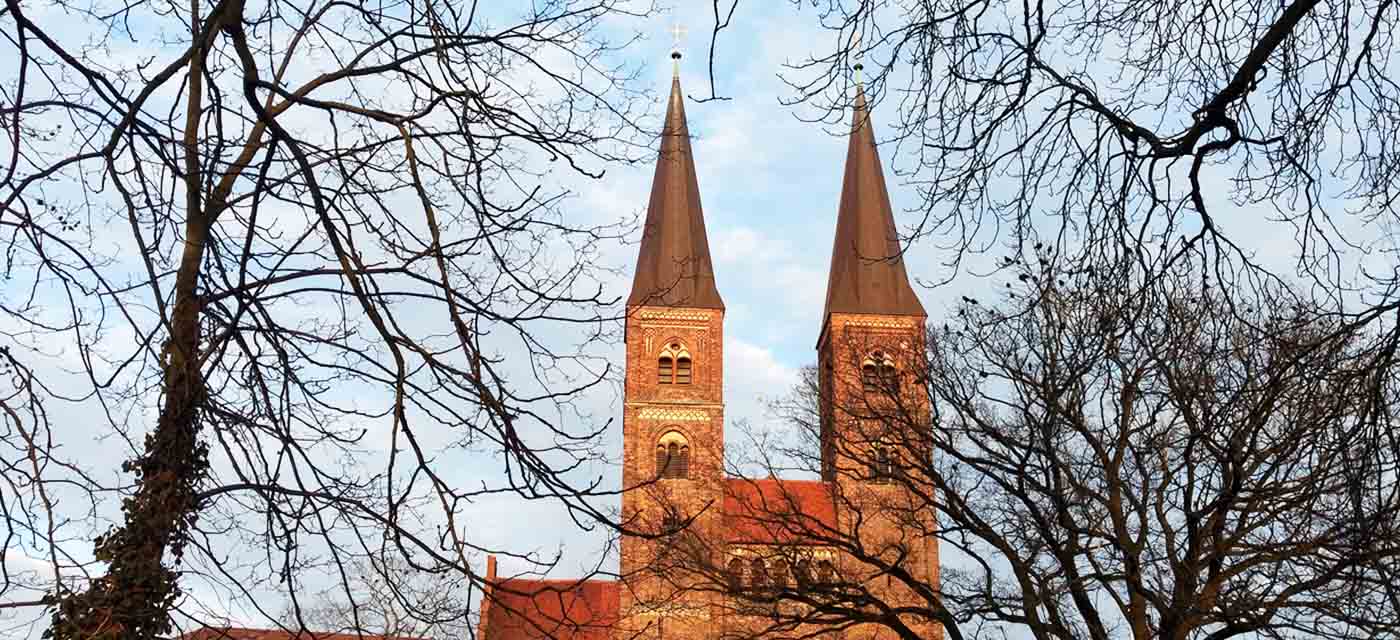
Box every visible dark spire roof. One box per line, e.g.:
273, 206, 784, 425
626, 69, 724, 310
821, 86, 925, 319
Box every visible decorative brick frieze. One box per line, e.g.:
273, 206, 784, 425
635, 309, 714, 322
636, 407, 713, 422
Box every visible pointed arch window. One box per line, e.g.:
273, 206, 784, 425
861, 350, 898, 394
658, 342, 692, 385
655, 431, 690, 479
675, 356, 692, 384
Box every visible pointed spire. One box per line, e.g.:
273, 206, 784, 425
821, 86, 925, 320
626, 59, 724, 310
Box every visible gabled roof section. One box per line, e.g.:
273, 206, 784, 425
723, 477, 838, 545
822, 86, 925, 320
480, 578, 619, 640
626, 70, 724, 310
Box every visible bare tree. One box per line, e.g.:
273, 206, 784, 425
784, 0, 1400, 302
768, 0, 1400, 437
0, 1, 667, 638
664, 252, 1400, 640
648, 3, 1400, 634
279, 549, 470, 640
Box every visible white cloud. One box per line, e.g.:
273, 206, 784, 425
724, 337, 799, 425
711, 226, 764, 265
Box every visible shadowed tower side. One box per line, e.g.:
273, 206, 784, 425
816, 82, 941, 640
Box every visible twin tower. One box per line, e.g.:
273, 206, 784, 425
479, 60, 939, 640
615, 60, 937, 637
622, 61, 927, 483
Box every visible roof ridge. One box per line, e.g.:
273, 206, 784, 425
496, 578, 617, 586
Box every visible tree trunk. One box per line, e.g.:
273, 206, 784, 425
48, 4, 216, 635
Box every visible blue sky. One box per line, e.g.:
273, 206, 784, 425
451, 0, 1388, 588
253, 2, 1388, 635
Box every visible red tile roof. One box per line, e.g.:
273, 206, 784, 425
480, 578, 619, 640
723, 477, 839, 544
179, 628, 408, 640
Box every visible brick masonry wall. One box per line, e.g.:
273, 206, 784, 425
611, 307, 941, 640
618, 305, 726, 638
818, 312, 942, 640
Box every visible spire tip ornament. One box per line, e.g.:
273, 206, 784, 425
669, 23, 687, 73
852, 30, 864, 85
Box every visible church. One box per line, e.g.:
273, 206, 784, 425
479, 50, 941, 640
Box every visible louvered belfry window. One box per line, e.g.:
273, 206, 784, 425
655, 432, 690, 479
658, 342, 692, 385
862, 362, 880, 393
879, 362, 897, 388
862, 351, 898, 394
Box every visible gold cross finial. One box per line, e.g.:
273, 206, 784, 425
669, 23, 687, 74
852, 30, 865, 84
669, 23, 688, 50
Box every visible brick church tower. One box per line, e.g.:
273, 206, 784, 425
814, 81, 940, 640
478, 51, 940, 640
615, 50, 728, 631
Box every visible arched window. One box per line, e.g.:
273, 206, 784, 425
749, 557, 768, 589
660, 511, 682, 535
771, 560, 789, 589
658, 342, 692, 385
862, 350, 898, 394
861, 363, 879, 393
870, 445, 895, 483
793, 559, 812, 590
727, 557, 746, 591
655, 431, 690, 479
816, 559, 835, 585
676, 356, 692, 384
